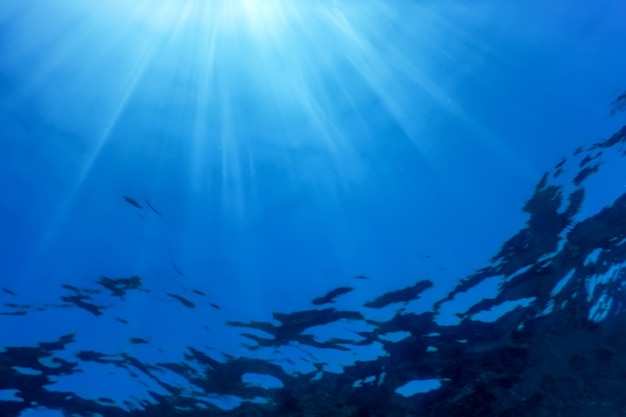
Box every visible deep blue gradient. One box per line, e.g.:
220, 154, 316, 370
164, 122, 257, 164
1, 0, 626, 414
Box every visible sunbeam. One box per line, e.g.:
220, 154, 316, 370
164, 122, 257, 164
2, 0, 507, 277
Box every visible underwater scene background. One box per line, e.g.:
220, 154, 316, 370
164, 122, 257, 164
1, 0, 626, 416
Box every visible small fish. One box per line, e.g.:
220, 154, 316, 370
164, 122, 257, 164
166, 293, 196, 309
172, 262, 184, 276
209, 303, 221, 310
1, 288, 16, 296
145, 200, 162, 217
192, 289, 206, 296
130, 337, 149, 344
123, 196, 142, 209
354, 275, 368, 280
116, 317, 129, 324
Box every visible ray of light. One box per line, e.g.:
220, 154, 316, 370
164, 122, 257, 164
12, 0, 190, 284
4, 0, 525, 285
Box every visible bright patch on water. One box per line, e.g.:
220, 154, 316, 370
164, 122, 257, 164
395, 379, 442, 396
472, 297, 536, 322
0, 389, 22, 402
242, 373, 284, 389
19, 410, 65, 417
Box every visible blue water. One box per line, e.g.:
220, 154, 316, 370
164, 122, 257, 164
1, 1, 626, 416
